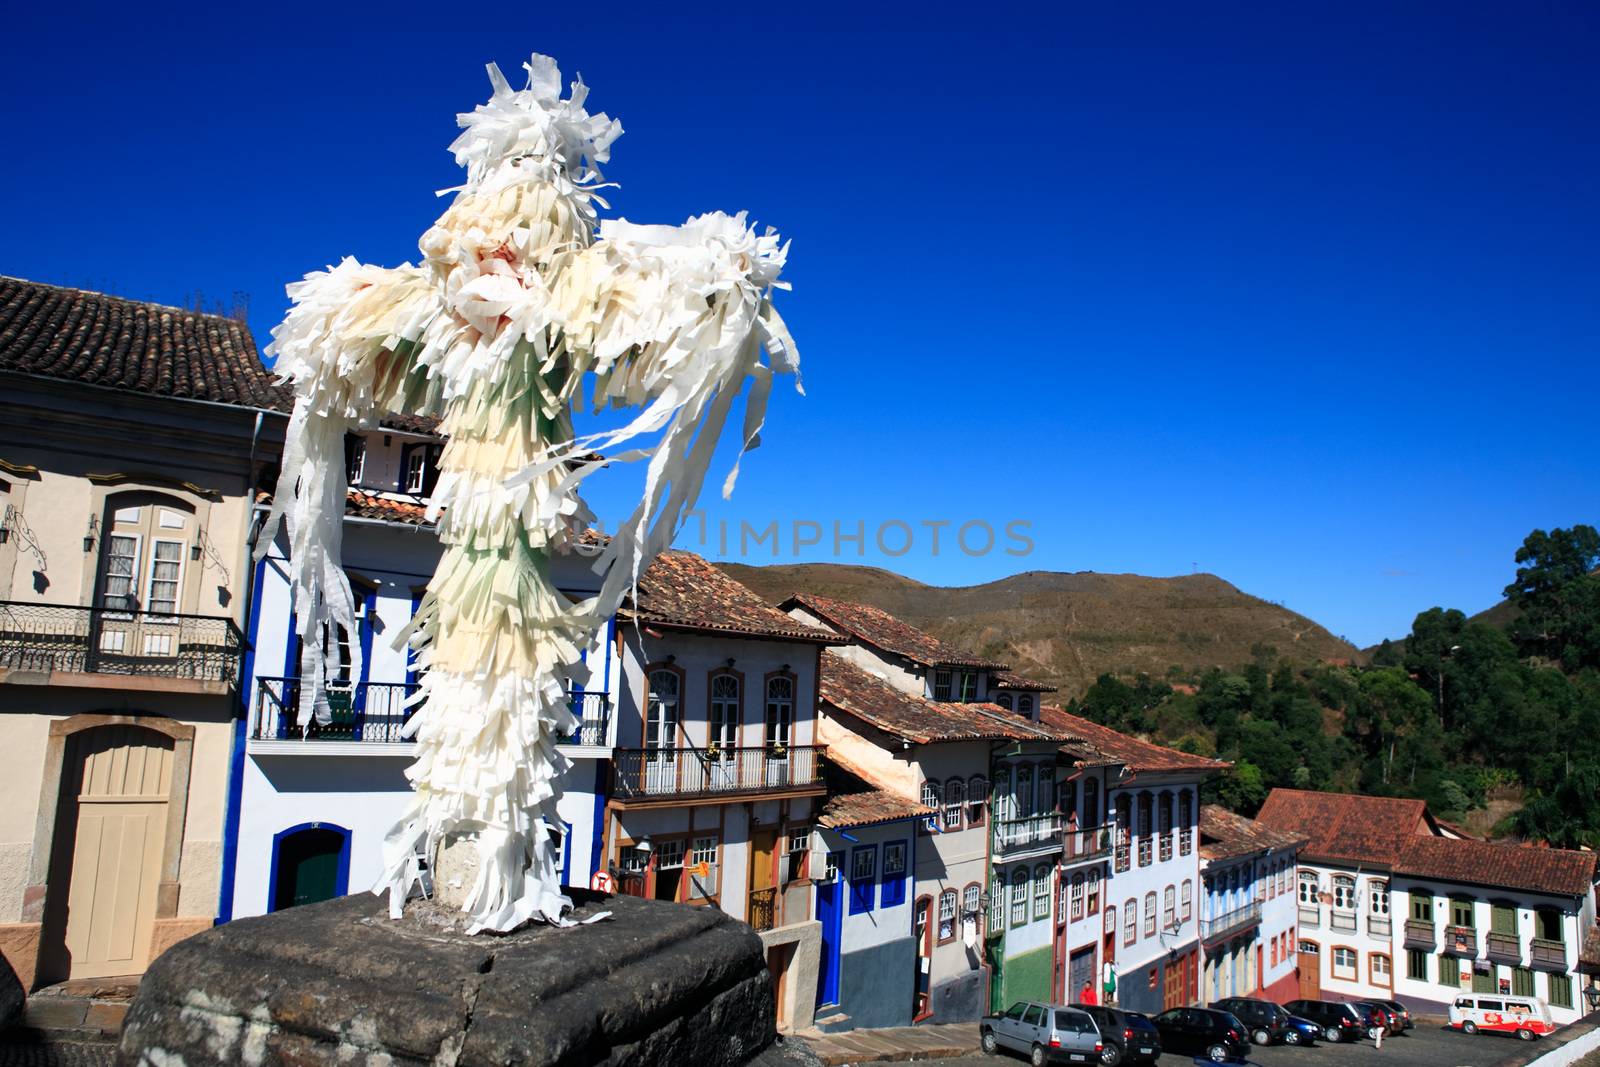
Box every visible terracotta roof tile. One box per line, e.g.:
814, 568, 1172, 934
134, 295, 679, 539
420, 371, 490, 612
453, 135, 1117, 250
0, 276, 289, 410
993, 670, 1057, 693
1397, 835, 1597, 899
1037, 705, 1229, 780
1199, 804, 1308, 862
819, 788, 936, 830
345, 490, 432, 526
781, 592, 1009, 670
629, 552, 843, 644
820, 651, 1071, 745
1255, 788, 1432, 868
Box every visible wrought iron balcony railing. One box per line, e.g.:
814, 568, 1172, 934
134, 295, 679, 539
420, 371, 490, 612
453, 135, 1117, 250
993, 813, 1063, 857
1530, 938, 1567, 972
1403, 918, 1437, 950
613, 745, 824, 801
1201, 899, 1262, 942
0, 600, 243, 688
554, 690, 611, 747
748, 886, 777, 932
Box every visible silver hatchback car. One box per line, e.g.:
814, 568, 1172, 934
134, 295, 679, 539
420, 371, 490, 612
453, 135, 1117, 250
981, 1002, 1103, 1065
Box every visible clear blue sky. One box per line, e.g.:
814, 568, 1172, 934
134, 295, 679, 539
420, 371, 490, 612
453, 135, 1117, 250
3, 3, 1596, 647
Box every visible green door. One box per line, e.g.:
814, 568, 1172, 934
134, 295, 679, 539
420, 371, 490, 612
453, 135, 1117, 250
273, 828, 345, 910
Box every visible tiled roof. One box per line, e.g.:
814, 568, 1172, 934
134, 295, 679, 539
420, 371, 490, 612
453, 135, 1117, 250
0, 276, 289, 410
380, 412, 441, 436
629, 552, 843, 645
820, 651, 1069, 745
1037, 705, 1230, 780
781, 592, 1009, 670
1255, 788, 1432, 868
818, 788, 935, 830
1397, 835, 1597, 899
345, 490, 431, 526
1199, 804, 1308, 862
993, 669, 1057, 693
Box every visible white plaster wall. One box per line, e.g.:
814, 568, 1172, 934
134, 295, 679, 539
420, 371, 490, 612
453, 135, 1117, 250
1259, 852, 1301, 991
1295, 862, 1393, 1001
829, 822, 914, 953
1107, 779, 1203, 977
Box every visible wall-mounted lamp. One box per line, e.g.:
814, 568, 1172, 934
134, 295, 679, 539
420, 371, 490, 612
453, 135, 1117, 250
635, 836, 653, 855
665, 654, 676, 665
190, 528, 209, 561
83, 515, 100, 553
781, 663, 791, 674
726, 657, 736, 669
0, 503, 12, 545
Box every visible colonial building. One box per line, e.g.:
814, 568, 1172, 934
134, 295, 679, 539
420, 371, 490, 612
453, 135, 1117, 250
1195, 804, 1306, 1004
1039, 706, 1228, 1015
0, 277, 287, 987
1257, 787, 1600, 1024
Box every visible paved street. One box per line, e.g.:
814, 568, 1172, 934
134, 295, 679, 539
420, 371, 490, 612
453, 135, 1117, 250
913, 1023, 1547, 1067
0, 1040, 114, 1067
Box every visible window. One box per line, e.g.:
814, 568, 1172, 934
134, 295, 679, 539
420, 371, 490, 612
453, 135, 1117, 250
996, 692, 1013, 710
988, 872, 1004, 929
959, 671, 977, 702
102, 533, 140, 610
346, 436, 366, 484
1143, 892, 1156, 937
1332, 947, 1357, 979
645, 669, 680, 752
1011, 869, 1030, 927
656, 838, 686, 870
709, 672, 740, 753
1158, 793, 1173, 862
765, 675, 794, 751
1450, 896, 1475, 928
1407, 948, 1429, 981
938, 889, 958, 942
1491, 902, 1518, 936
1332, 875, 1356, 911
881, 841, 907, 907
849, 846, 877, 914
1083, 778, 1100, 829
1181, 879, 1192, 922
1114, 795, 1131, 873
1019, 694, 1034, 717
1536, 908, 1562, 942
1163, 885, 1175, 930
1070, 874, 1085, 921
1298, 871, 1319, 906
967, 776, 987, 826
1411, 891, 1434, 922
787, 830, 811, 883
1136, 794, 1152, 867
1123, 899, 1136, 946
1016, 766, 1034, 817
943, 778, 965, 831
1086, 869, 1101, 915
1549, 973, 1573, 1009
933, 670, 952, 701
145, 540, 183, 615
1512, 967, 1534, 997
1033, 864, 1052, 920
1177, 790, 1193, 855
1370, 879, 1390, 915
992, 770, 1010, 822
1371, 953, 1391, 987
688, 836, 720, 898
405, 448, 427, 493
1039, 765, 1055, 813
921, 778, 942, 825
963, 883, 982, 924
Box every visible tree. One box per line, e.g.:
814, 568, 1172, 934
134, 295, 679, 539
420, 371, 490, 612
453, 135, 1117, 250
1504, 525, 1600, 671
1214, 761, 1267, 815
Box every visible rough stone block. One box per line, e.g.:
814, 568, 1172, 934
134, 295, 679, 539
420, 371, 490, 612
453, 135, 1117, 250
117, 890, 775, 1066
0, 948, 22, 1029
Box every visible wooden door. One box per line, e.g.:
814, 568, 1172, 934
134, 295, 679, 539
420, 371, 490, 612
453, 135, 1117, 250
1298, 941, 1321, 998
750, 830, 778, 927
55, 727, 173, 979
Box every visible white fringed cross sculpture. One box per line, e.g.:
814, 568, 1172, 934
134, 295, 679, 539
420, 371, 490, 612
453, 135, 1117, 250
260, 54, 799, 932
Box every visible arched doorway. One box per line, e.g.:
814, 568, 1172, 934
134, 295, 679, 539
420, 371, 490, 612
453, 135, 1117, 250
269, 824, 350, 911
41, 725, 174, 980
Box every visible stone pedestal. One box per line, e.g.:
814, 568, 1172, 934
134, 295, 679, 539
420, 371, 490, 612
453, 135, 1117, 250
116, 890, 780, 1066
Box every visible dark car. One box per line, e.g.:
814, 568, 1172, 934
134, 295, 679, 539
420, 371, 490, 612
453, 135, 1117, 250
1282, 1014, 1322, 1046
1284, 999, 1368, 1042
1073, 1004, 1162, 1065
1150, 1007, 1248, 1063
1352, 1001, 1396, 1036
1213, 998, 1294, 1046
1365, 998, 1414, 1033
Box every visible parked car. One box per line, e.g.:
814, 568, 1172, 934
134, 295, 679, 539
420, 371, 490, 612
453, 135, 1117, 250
981, 1002, 1105, 1064
1150, 1007, 1248, 1062
1283, 999, 1367, 1042
1448, 995, 1556, 1041
1282, 1014, 1322, 1046
1213, 997, 1295, 1046
1073, 1004, 1162, 1065
1365, 998, 1414, 1033
1355, 1000, 1403, 1035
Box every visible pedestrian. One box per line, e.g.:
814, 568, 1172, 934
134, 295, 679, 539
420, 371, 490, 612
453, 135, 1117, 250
1079, 981, 1097, 1006
1371, 1009, 1385, 1050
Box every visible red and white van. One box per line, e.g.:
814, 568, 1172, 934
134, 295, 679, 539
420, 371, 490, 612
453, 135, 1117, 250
1448, 995, 1556, 1040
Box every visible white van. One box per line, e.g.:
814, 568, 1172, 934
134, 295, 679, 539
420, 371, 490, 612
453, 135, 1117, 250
1448, 995, 1556, 1040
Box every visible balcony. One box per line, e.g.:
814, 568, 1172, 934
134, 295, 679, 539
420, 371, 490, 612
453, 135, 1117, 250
1367, 914, 1392, 938
1486, 931, 1523, 966
993, 813, 1063, 860
1403, 918, 1437, 950
1297, 904, 1321, 928
554, 690, 612, 749
613, 745, 824, 803
0, 600, 242, 693
1530, 938, 1567, 972
1063, 825, 1114, 864
1201, 899, 1263, 944
1330, 909, 1357, 933
1444, 925, 1479, 957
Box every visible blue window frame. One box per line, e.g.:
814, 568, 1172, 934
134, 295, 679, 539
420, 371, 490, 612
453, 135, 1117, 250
849, 845, 878, 915
880, 839, 908, 908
